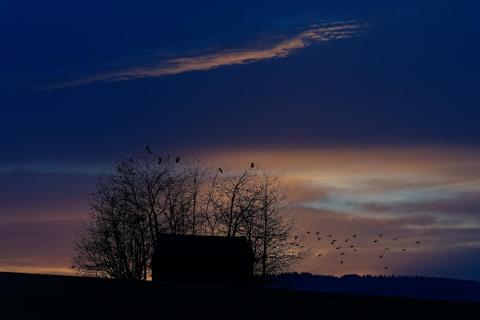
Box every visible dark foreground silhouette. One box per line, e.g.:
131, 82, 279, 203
266, 273, 480, 302
0, 272, 477, 319
152, 234, 254, 285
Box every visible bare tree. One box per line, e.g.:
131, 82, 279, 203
73, 149, 302, 280
201, 168, 302, 278
72, 176, 151, 280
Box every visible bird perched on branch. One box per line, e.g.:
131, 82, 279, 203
218, 168, 223, 173
175, 157, 180, 163
146, 145, 152, 154
251, 162, 255, 168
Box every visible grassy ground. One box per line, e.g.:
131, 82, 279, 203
0, 272, 477, 319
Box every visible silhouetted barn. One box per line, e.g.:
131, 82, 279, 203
152, 234, 254, 286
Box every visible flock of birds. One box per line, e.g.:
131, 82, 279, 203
291, 231, 423, 272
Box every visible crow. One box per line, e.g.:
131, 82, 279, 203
251, 162, 255, 168
218, 168, 223, 173
331, 240, 337, 245
352, 234, 357, 239
146, 145, 152, 154
158, 157, 162, 164
175, 157, 180, 163
373, 240, 378, 243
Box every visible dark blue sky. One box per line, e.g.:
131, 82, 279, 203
1, 0, 480, 279
1, 0, 479, 164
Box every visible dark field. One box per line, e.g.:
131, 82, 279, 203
0, 272, 477, 319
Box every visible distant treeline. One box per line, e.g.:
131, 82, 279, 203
265, 273, 480, 302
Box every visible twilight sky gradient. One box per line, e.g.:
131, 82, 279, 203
1, 0, 480, 279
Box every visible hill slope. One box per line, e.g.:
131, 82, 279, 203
0, 272, 477, 319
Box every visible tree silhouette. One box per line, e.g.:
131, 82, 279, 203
72, 150, 302, 281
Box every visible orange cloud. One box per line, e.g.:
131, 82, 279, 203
46, 21, 367, 89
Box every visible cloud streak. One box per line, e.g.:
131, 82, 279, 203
47, 21, 367, 89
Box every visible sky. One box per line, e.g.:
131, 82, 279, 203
1, 0, 480, 280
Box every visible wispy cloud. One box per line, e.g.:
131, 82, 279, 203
47, 21, 367, 89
